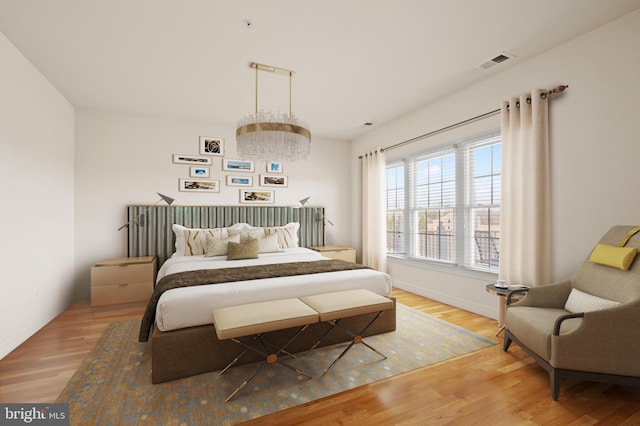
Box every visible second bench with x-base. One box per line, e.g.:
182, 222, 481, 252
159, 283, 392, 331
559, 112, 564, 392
211, 289, 394, 402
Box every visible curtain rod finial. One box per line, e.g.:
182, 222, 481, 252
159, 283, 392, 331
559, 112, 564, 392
552, 85, 568, 94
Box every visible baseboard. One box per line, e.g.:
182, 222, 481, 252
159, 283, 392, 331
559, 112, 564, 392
394, 279, 497, 320
0, 309, 62, 359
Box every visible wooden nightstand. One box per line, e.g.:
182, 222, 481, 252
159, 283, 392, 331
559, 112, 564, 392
91, 256, 157, 306
310, 246, 356, 263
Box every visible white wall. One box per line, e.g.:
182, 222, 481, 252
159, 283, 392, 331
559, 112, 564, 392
74, 109, 351, 300
350, 10, 640, 320
0, 33, 75, 358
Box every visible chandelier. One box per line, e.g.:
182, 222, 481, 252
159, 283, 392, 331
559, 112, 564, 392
236, 62, 311, 162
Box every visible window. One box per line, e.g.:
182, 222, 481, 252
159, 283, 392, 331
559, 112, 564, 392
465, 136, 501, 270
412, 149, 456, 262
386, 163, 405, 254
386, 132, 501, 272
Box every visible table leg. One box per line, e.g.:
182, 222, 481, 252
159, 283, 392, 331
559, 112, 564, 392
496, 296, 506, 336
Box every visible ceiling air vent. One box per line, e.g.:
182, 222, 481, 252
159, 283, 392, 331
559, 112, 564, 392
477, 52, 515, 70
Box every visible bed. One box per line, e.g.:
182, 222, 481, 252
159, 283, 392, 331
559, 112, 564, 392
127, 206, 396, 383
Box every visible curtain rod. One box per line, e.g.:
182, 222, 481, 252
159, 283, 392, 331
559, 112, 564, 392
359, 84, 568, 159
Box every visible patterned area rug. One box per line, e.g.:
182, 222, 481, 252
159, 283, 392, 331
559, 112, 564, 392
57, 303, 495, 425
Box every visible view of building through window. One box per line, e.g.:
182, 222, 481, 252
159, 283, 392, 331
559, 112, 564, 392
467, 140, 501, 269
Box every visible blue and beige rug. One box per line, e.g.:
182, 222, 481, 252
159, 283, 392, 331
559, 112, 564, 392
56, 304, 495, 425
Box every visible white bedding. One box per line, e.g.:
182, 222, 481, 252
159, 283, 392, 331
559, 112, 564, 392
155, 247, 393, 332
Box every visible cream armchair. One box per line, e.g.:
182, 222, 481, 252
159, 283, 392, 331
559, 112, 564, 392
503, 225, 640, 400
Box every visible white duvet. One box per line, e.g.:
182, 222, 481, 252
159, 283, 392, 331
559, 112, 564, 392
154, 247, 393, 332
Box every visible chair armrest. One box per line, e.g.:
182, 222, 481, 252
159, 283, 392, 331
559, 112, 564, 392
552, 312, 584, 335
565, 299, 640, 329
506, 289, 529, 306
507, 279, 572, 309
551, 299, 640, 376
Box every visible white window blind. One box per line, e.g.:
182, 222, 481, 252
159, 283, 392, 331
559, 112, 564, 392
465, 136, 501, 270
412, 148, 456, 262
386, 162, 405, 254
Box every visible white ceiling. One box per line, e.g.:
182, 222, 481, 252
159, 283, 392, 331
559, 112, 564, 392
1, 0, 639, 140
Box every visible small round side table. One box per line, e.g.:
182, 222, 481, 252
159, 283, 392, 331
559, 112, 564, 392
485, 283, 527, 336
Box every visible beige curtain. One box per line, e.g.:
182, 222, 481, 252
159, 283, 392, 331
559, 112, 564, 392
362, 148, 387, 272
499, 90, 551, 287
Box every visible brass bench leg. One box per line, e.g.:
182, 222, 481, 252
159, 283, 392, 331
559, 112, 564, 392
219, 347, 250, 376
224, 360, 269, 403
222, 324, 312, 402
311, 311, 388, 376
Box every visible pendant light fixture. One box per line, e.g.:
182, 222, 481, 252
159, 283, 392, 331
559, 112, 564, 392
236, 62, 311, 162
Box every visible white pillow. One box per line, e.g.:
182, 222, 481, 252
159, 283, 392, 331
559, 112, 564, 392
226, 222, 253, 235
228, 228, 264, 242
257, 232, 282, 253
172, 224, 225, 257
204, 233, 240, 257
264, 222, 300, 248
564, 288, 620, 313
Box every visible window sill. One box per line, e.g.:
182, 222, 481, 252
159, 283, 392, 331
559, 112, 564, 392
387, 254, 498, 281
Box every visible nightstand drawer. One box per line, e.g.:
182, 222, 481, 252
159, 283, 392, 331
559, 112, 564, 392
91, 256, 156, 306
91, 281, 153, 306
310, 246, 356, 263
91, 263, 153, 287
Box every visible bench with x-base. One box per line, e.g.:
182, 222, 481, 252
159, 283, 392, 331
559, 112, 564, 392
211, 289, 394, 402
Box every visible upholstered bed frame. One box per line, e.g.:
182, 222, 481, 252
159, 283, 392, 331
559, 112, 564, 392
151, 298, 396, 383
125, 205, 397, 383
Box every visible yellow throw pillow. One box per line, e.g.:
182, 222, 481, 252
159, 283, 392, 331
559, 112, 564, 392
590, 243, 637, 271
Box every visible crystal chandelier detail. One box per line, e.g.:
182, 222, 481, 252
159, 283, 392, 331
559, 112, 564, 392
236, 63, 311, 162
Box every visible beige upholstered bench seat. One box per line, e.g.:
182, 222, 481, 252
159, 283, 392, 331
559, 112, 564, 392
300, 289, 394, 320
212, 298, 319, 340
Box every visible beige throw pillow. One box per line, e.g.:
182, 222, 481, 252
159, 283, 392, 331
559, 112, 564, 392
227, 238, 259, 260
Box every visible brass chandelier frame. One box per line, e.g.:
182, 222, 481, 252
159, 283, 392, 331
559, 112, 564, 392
235, 62, 311, 141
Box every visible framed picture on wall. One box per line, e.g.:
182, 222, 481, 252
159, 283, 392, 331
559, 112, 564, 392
259, 174, 288, 187
189, 166, 210, 178
173, 154, 213, 165
266, 161, 283, 173
179, 178, 220, 192
226, 175, 253, 186
239, 189, 274, 204
223, 159, 254, 172
199, 136, 224, 156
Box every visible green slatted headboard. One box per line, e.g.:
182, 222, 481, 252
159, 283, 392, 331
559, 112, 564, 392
125, 205, 326, 266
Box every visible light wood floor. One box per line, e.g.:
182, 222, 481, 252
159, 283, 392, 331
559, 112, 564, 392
1, 289, 639, 425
